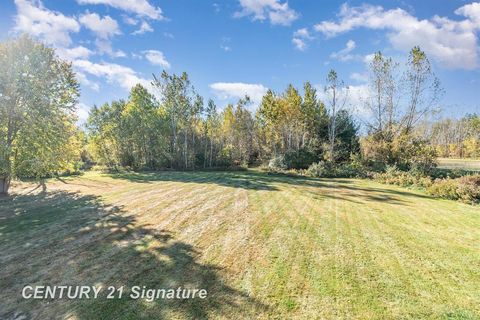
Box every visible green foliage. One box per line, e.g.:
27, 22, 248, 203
87, 82, 260, 171
397, 134, 438, 174
373, 165, 433, 188
268, 155, 287, 171
306, 160, 362, 178
426, 179, 459, 200
373, 165, 480, 203
0, 36, 80, 192
86, 77, 360, 172
306, 161, 333, 178
362, 133, 437, 173
87, 90, 170, 170
256, 83, 333, 163
284, 148, 318, 169
332, 110, 361, 163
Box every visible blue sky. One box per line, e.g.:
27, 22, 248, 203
1, 0, 479, 122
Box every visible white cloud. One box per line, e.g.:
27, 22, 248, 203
79, 12, 123, 57
76, 72, 101, 91
73, 59, 151, 92
76, 102, 91, 123
294, 28, 312, 39
94, 38, 125, 57
13, 0, 80, 47
292, 38, 307, 51
210, 82, 268, 105
363, 53, 376, 64
80, 12, 120, 39
113, 50, 127, 58
143, 50, 171, 68
221, 45, 232, 52
350, 72, 368, 82
220, 37, 232, 52
314, 3, 480, 69
456, 2, 480, 28
57, 46, 93, 60
330, 40, 356, 61
292, 28, 313, 51
131, 52, 142, 59
317, 82, 370, 116
234, 0, 299, 26
347, 84, 370, 115
132, 21, 153, 35
123, 15, 138, 25
77, 0, 164, 20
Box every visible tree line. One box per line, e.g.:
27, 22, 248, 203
86, 73, 359, 171
1, 36, 479, 195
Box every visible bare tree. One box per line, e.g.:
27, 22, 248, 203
402, 47, 443, 133
325, 70, 349, 162
366, 52, 400, 140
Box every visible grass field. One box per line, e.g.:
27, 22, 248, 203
1, 170, 479, 319
437, 158, 480, 171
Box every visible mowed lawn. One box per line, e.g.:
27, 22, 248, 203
0, 170, 479, 320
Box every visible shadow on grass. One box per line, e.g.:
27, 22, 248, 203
105, 170, 434, 205
0, 190, 268, 320
107, 170, 282, 191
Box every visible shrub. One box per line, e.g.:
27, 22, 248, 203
456, 175, 480, 203
284, 148, 318, 169
373, 165, 433, 188
427, 179, 459, 200
268, 155, 287, 171
306, 161, 332, 178
335, 162, 362, 178
427, 175, 480, 204
306, 160, 362, 178
361, 133, 438, 174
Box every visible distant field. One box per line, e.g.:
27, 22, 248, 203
437, 158, 480, 171
1, 170, 479, 319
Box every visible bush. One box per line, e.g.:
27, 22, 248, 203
335, 162, 362, 178
306, 161, 332, 178
361, 133, 438, 174
427, 175, 480, 204
268, 155, 287, 171
373, 165, 433, 188
306, 160, 362, 178
426, 179, 459, 200
284, 148, 318, 169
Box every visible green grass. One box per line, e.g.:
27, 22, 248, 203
1, 170, 479, 319
437, 158, 480, 171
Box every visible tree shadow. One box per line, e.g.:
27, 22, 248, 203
107, 170, 281, 191
105, 170, 342, 192
105, 170, 435, 206
0, 190, 268, 319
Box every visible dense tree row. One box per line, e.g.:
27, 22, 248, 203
1, 36, 479, 195
87, 75, 359, 171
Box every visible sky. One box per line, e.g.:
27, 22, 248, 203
0, 0, 479, 123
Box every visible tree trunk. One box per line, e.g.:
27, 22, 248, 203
0, 176, 11, 195
184, 132, 188, 169
209, 138, 213, 168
